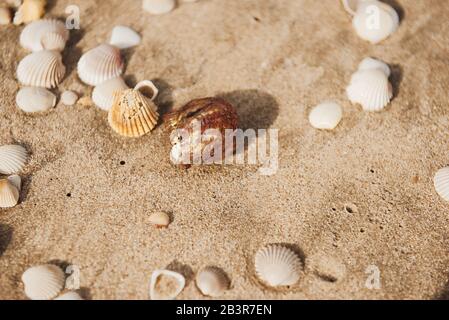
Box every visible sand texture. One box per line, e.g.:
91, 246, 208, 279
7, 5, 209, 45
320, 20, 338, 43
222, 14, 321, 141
1, 0, 449, 300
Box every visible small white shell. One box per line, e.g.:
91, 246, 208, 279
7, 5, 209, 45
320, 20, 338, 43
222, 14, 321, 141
22, 264, 65, 300
346, 69, 393, 112
110, 25, 141, 50
352, 0, 399, 44
309, 101, 343, 130
0, 7, 12, 25
434, 167, 449, 201
92, 76, 129, 111
142, 0, 176, 15
0, 145, 28, 175
0, 177, 20, 208
196, 267, 230, 297
61, 91, 78, 106
55, 291, 84, 300
358, 57, 391, 77
17, 50, 66, 89
20, 19, 69, 52
254, 245, 302, 287
77, 44, 124, 86
16, 87, 56, 113
149, 211, 170, 228
149, 269, 185, 300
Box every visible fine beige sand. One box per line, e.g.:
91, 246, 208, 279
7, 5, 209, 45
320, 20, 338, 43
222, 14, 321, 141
1, 0, 449, 300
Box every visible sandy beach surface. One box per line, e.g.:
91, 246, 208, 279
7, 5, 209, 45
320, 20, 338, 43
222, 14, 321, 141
1, 0, 449, 300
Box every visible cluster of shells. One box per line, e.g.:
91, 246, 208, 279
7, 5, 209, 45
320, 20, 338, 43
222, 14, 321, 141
0, 145, 27, 208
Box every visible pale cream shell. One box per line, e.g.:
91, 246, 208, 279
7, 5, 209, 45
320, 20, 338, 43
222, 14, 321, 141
55, 291, 84, 300
358, 57, 391, 77
17, 50, 66, 89
195, 267, 230, 297
309, 101, 343, 130
434, 167, 449, 201
13, 0, 46, 25
20, 19, 69, 52
61, 90, 78, 106
142, 0, 176, 15
92, 76, 129, 111
149, 269, 185, 300
149, 211, 170, 228
0, 7, 12, 25
22, 264, 65, 300
254, 245, 302, 287
0, 145, 28, 175
16, 87, 57, 113
110, 25, 141, 50
0, 178, 20, 208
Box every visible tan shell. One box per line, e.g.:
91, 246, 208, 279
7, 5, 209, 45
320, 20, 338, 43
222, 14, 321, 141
149, 211, 170, 228
195, 266, 230, 297
0, 177, 20, 208
13, 0, 46, 25
149, 269, 185, 300
0, 7, 12, 25
55, 291, 84, 300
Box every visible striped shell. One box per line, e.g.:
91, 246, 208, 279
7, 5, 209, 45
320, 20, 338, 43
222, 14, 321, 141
0, 177, 20, 208
434, 167, 449, 201
22, 264, 65, 300
92, 77, 129, 111
254, 245, 302, 287
195, 267, 230, 297
77, 44, 124, 86
13, 0, 46, 25
55, 291, 84, 300
16, 87, 57, 113
20, 19, 69, 52
0, 145, 28, 175
17, 50, 66, 89
150, 269, 185, 300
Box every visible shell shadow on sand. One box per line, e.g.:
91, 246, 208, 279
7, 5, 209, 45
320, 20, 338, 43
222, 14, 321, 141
0, 224, 13, 257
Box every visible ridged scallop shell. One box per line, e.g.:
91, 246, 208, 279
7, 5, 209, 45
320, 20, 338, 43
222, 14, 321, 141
110, 25, 141, 50
254, 245, 302, 287
346, 69, 393, 112
22, 264, 65, 300
0, 145, 28, 175
17, 50, 65, 89
0, 177, 20, 208
108, 81, 159, 138
142, 0, 176, 15
13, 0, 46, 25
358, 57, 391, 77
149, 269, 185, 300
77, 44, 124, 86
16, 87, 56, 113
352, 0, 399, 44
20, 19, 69, 52
92, 77, 129, 111
434, 167, 449, 201
196, 267, 230, 297
55, 291, 84, 300
309, 101, 343, 130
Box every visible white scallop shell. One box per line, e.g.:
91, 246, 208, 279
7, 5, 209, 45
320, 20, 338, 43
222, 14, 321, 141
149, 269, 185, 300
22, 264, 65, 300
346, 69, 393, 112
92, 76, 129, 111
55, 291, 84, 300
20, 19, 69, 52
352, 0, 399, 44
309, 101, 343, 130
16, 87, 57, 113
7, 175, 22, 192
0, 145, 28, 175
142, 0, 176, 15
0, 177, 20, 208
195, 267, 230, 297
254, 245, 302, 287
110, 25, 141, 50
17, 50, 66, 89
77, 44, 124, 86
358, 57, 391, 77
434, 167, 449, 201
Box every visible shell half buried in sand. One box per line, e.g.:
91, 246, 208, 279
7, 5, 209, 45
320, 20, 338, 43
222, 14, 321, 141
149, 269, 185, 300
0, 145, 28, 175
13, 0, 46, 25
195, 266, 230, 297
108, 80, 159, 138
21, 264, 65, 300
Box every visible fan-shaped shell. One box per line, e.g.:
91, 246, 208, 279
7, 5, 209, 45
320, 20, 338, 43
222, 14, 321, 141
22, 264, 65, 300
77, 44, 124, 86
434, 167, 449, 201
17, 50, 65, 89
16, 87, 56, 113
309, 101, 343, 130
195, 267, 230, 297
0, 145, 28, 175
358, 57, 391, 77
149, 269, 185, 300
13, 0, 46, 25
108, 81, 159, 138
0, 178, 20, 208
254, 245, 302, 287
55, 291, 83, 300
142, 0, 176, 15
110, 25, 141, 50
20, 19, 69, 52
346, 69, 393, 112
92, 77, 129, 111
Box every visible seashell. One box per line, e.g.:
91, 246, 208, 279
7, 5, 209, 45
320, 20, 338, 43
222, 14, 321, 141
309, 101, 343, 130
20, 19, 69, 52
149, 269, 185, 300
108, 80, 159, 138
77, 44, 124, 86
92, 76, 129, 111
22, 264, 65, 300
142, 0, 176, 15
195, 266, 230, 297
55, 291, 84, 300
0, 145, 28, 175
13, 0, 46, 25
307, 252, 346, 282
16, 87, 56, 113
358, 57, 390, 77
254, 245, 302, 287
346, 69, 393, 112
149, 211, 170, 228
61, 90, 78, 106
352, 0, 399, 44
434, 167, 449, 201
109, 25, 141, 50
7, 175, 21, 191
0, 177, 20, 208
17, 50, 65, 89
0, 7, 12, 25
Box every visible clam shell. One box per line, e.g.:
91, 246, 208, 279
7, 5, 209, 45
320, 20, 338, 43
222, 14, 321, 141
149, 270, 185, 300
195, 267, 230, 297
142, 0, 176, 15
22, 264, 65, 300
254, 245, 302, 287
110, 25, 141, 50
346, 69, 393, 112
13, 0, 46, 25
61, 90, 78, 106
92, 76, 129, 111
55, 291, 84, 300
0, 145, 28, 175
0, 178, 20, 208
16, 87, 57, 113
434, 167, 449, 201
77, 44, 124, 86
358, 57, 391, 77
0, 7, 12, 25
108, 81, 159, 138
20, 19, 69, 52
309, 101, 343, 130
149, 211, 170, 228
17, 50, 65, 89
